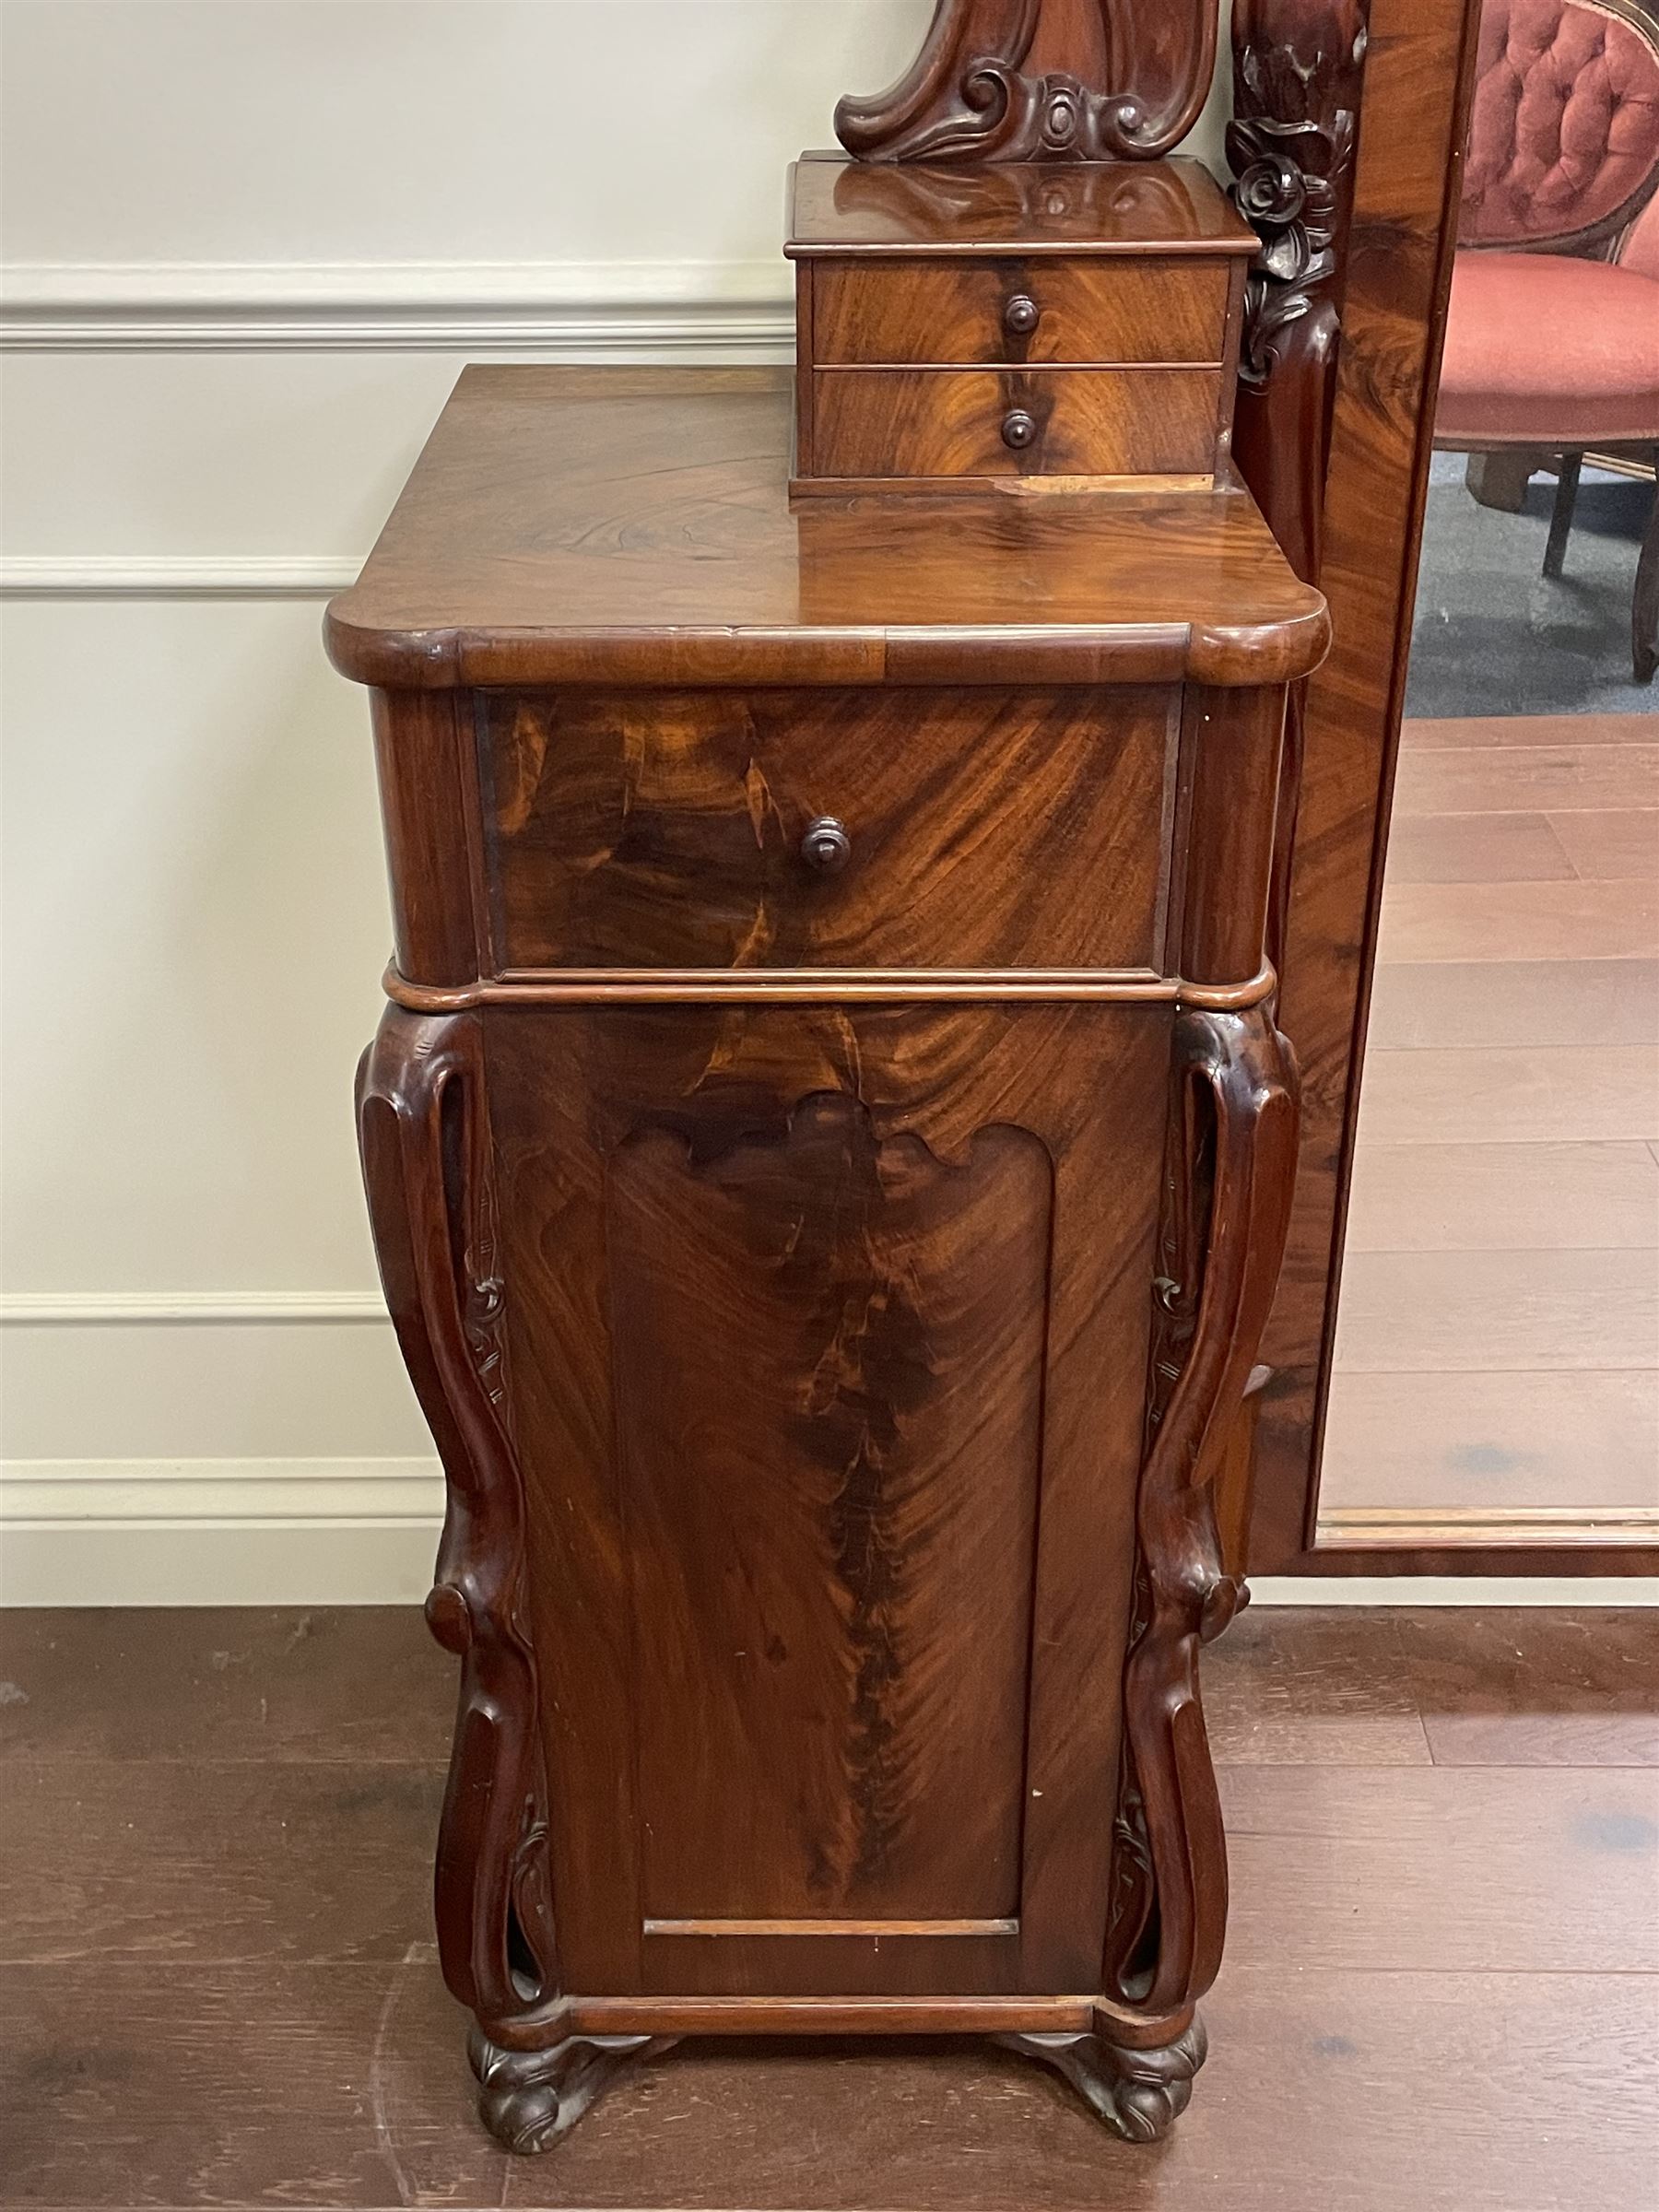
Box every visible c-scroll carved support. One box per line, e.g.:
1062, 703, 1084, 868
834, 0, 1219, 164
1228, 0, 1371, 974
468, 2029, 679, 2157
1106, 1005, 1300, 2020
356, 1006, 554, 2032
995, 2018, 1208, 2142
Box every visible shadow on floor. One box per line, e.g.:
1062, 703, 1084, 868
1407, 456, 1657, 718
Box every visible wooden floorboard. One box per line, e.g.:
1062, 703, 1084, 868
1320, 1370, 1659, 1513
1547, 807, 1659, 881
0, 1758, 442, 1967
1333, 1247, 1659, 1372
1366, 959, 1659, 1049
1390, 742, 1659, 817
1336, 712, 1659, 1532
1220, 1762, 1659, 1972
1396, 1608, 1659, 1767
1352, 1044, 1659, 1144
0, 1606, 454, 1765
3, 1606, 1656, 2210
1401, 713, 1659, 751
1382, 809, 1574, 884
1376, 877, 1659, 964
1343, 1139, 1659, 1252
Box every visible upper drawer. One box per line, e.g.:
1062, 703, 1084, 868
809, 256, 1233, 368
478, 687, 1178, 974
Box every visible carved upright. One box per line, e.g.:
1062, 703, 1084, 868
331, 0, 1322, 2157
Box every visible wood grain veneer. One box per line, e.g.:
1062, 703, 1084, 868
810, 365, 1225, 481
811, 255, 1232, 365
334, 102, 1318, 2141
788, 158, 1252, 489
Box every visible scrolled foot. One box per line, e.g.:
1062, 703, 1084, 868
466, 2026, 677, 2154
994, 2015, 1207, 2142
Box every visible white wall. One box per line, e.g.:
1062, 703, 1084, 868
0, 0, 1244, 1604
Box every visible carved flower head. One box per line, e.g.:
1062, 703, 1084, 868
1232, 147, 1307, 229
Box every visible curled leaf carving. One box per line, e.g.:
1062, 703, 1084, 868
835, 0, 1218, 164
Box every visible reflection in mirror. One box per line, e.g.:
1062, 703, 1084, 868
1318, 0, 1659, 1551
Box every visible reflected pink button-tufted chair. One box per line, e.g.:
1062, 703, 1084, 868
1434, 0, 1659, 679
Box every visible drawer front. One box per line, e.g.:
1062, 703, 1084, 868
479, 687, 1178, 973
812, 255, 1232, 367
811, 367, 1222, 482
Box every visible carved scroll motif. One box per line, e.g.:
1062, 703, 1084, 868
356, 1006, 555, 2030
834, 0, 1219, 164
1105, 1006, 1299, 2018
1228, 2, 1371, 975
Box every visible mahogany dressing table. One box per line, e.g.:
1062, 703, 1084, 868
328, 8, 1326, 2156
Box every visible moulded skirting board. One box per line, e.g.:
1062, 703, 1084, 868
0, 1289, 389, 1324
1, 1459, 1654, 1606
0, 262, 794, 353
0, 1459, 443, 1606
0, 557, 360, 599
0, 1523, 445, 1608
1251, 1577, 1659, 1606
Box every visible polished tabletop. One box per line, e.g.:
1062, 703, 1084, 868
326, 368, 1328, 691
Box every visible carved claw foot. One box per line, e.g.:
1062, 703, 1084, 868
994, 2016, 1208, 2142
466, 2027, 678, 2153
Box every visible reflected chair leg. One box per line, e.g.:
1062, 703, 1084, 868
1543, 451, 1582, 579
1465, 448, 1538, 512
1635, 455, 1658, 685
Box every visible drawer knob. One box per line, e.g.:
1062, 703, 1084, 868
1001, 408, 1038, 452
1003, 293, 1041, 336
800, 816, 852, 874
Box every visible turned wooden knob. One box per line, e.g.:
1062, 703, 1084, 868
800, 816, 852, 873
1001, 409, 1038, 452
1003, 293, 1041, 336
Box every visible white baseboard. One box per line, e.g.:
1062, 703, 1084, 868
1250, 1576, 1659, 1606
0, 1457, 441, 1605
0, 1519, 441, 1607
3, 1457, 1654, 1607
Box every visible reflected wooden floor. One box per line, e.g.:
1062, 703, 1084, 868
2, 1603, 1656, 2210
1323, 712, 1659, 1531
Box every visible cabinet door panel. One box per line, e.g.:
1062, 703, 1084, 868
612, 1100, 1049, 1924
488, 1002, 1168, 1997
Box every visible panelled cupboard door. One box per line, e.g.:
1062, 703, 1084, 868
486, 1000, 1169, 1999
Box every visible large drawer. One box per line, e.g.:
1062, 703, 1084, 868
810, 255, 1232, 368
809, 367, 1224, 483
477, 687, 1180, 973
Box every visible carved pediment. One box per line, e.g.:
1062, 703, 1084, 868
834, 0, 1219, 163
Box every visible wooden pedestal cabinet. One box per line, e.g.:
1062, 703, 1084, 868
333, 303, 1323, 2146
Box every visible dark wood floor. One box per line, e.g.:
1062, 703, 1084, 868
3, 1605, 1656, 2211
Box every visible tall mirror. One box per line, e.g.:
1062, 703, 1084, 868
1318, 0, 1659, 1561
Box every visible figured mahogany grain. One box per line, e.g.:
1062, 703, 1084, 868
478, 685, 1176, 973
486, 999, 1169, 2002
810, 256, 1230, 366
324, 369, 1328, 693
335, 337, 1314, 2135
613, 1103, 1049, 1927
810, 366, 1224, 481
